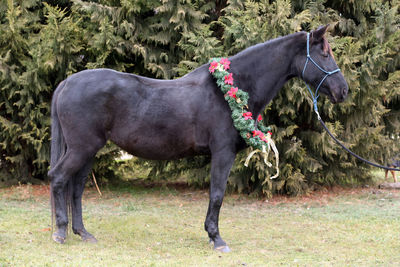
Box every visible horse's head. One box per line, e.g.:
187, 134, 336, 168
297, 25, 348, 104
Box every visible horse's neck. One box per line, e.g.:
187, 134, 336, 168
230, 32, 303, 115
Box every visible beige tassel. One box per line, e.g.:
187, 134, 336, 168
244, 133, 279, 180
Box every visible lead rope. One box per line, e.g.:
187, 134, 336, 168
317, 118, 400, 171
303, 32, 400, 172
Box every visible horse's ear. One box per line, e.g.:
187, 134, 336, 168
311, 24, 329, 42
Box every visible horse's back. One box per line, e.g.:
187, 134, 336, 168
57, 68, 210, 105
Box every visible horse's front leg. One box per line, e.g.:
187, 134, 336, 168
205, 149, 236, 252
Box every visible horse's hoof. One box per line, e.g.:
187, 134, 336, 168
215, 245, 231, 253
82, 235, 98, 243
75, 229, 98, 243
52, 233, 66, 244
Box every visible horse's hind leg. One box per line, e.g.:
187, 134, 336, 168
71, 160, 98, 243
49, 147, 101, 244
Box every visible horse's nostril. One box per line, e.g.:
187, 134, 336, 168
337, 86, 348, 102
342, 86, 348, 97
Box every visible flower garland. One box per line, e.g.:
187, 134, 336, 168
209, 57, 279, 179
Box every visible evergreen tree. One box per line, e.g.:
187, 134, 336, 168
0, 0, 398, 196
73, 0, 207, 78
0, 1, 84, 184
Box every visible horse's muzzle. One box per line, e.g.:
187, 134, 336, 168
330, 85, 348, 104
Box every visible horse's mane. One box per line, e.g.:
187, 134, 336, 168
231, 32, 303, 59
230, 31, 334, 62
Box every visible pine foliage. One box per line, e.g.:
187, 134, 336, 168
0, 1, 84, 183
0, 0, 398, 195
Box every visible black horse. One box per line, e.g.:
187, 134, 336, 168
48, 25, 348, 252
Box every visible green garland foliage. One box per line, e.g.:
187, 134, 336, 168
208, 57, 272, 151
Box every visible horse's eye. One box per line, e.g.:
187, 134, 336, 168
322, 53, 329, 58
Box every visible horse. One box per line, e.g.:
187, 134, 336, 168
48, 25, 348, 252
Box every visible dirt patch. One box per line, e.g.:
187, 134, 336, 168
31, 185, 50, 197
1, 183, 397, 205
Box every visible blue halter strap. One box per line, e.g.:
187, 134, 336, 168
302, 32, 340, 120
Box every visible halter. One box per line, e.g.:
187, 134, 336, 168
302, 32, 340, 120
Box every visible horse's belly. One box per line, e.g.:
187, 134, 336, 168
110, 123, 208, 160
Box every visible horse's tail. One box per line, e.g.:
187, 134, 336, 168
49, 80, 71, 234
50, 81, 66, 170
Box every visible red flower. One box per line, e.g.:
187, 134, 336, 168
252, 130, 263, 137
209, 61, 219, 73
228, 87, 238, 98
224, 73, 234, 85
257, 115, 263, 122
242, 112, 253, 120
252, 130, 269, 143
220, 58, 231, 70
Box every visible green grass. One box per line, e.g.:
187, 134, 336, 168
1, 182, 400, 266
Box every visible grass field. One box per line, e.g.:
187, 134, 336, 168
1, 177, 400, 266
